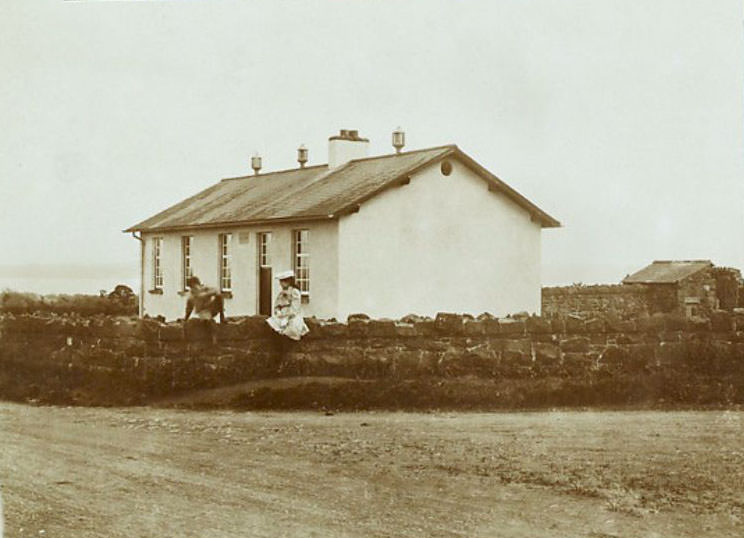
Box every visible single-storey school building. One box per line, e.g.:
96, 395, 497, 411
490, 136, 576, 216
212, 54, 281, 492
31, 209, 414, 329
125, 129, 560, 321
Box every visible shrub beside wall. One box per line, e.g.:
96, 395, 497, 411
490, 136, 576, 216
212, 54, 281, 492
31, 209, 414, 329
2, 311, 744, 409
0, 290, 137, 316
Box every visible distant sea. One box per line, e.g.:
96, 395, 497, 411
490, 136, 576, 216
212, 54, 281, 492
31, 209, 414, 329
0, 264, 138, 296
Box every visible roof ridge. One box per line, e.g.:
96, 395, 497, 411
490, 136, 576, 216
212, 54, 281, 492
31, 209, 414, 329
652, 259, 712, 264
344, 144, 457, 164
221, 163, 328, 182
220, 144, 457, 181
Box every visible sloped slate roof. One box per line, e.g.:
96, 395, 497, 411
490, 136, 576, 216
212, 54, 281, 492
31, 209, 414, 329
623, 260, 713, 284
125, 145, 560, 232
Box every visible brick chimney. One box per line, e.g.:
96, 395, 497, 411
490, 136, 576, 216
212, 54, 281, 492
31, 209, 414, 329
328, 129, 369, 169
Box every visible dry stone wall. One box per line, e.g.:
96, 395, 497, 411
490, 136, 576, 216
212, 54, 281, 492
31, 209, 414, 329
2, 311, 744, 409
541, 285, 651, 319
713, 267, 742, 310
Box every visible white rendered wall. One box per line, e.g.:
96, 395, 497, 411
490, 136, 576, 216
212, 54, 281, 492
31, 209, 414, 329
337, 158, 543, 320
141, 220, 338, 321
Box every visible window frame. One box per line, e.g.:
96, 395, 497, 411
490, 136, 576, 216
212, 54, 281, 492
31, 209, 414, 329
219, 233, 233, 292
293, 229, 310, 298
152, 236, 164, 291
258, 232, 272, 268
181, 235, 194, 291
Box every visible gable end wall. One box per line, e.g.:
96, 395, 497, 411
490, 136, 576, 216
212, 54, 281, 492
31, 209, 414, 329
336, 158, 542, 319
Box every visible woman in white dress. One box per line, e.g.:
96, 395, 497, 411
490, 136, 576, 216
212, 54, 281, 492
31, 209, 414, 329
266, 270, 309, 341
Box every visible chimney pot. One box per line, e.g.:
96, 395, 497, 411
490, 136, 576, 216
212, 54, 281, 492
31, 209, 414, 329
297, 144, 308, 168
251, 154, 262, 175
392, 127, 405, 154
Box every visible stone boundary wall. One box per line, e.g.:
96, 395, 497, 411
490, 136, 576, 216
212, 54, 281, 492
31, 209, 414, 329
2, 311, 744, 409
542, 284, 651, 319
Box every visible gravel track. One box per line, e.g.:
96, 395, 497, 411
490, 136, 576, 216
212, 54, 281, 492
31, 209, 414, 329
1, 404, 742, 537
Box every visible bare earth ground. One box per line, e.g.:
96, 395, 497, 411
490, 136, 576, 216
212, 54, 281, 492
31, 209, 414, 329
1, 404, 743, 538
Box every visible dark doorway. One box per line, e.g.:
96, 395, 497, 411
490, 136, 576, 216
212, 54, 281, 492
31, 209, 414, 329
258, 232, 272, 315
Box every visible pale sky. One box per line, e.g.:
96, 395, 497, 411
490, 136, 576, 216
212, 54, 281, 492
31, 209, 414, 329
1, 0, 743, 294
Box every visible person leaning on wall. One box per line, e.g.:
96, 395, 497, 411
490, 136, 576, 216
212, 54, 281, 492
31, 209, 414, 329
182, 276, 225, 344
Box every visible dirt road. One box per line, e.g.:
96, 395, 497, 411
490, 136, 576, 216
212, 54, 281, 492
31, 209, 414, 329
1, 404, 742, 537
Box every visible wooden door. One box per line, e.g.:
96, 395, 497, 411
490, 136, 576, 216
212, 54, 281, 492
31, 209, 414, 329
258, 232, 273, 315
259, 267, 272, 315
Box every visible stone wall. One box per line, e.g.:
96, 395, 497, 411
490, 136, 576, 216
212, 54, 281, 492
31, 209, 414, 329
2, 311, 744, 409
677, 268, 719, 316
543, 267, 744, 319
713, 267, 741, 311
541, 284, 651, 319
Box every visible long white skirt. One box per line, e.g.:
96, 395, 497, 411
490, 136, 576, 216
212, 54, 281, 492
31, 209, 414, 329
266, 314, 309, 341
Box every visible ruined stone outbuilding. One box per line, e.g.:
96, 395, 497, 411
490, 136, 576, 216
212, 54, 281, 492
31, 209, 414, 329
542, 261, 742, 319
622, 260, 741, 317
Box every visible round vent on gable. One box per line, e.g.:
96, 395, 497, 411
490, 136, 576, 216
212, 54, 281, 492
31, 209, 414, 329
440, 160, 453, 176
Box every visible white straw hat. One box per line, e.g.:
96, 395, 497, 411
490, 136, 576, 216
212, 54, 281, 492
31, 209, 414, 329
275, 270, 295, 281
